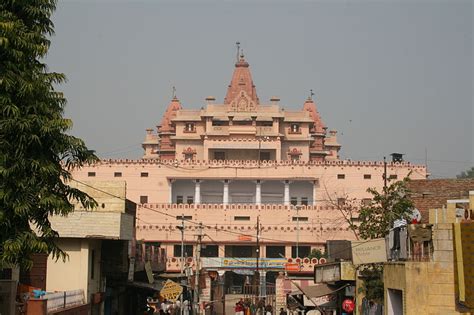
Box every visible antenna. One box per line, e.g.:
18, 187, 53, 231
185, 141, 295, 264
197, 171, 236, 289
236, 41, 240, 62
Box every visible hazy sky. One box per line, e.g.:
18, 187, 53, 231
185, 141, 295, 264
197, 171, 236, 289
47, 0, 473, 178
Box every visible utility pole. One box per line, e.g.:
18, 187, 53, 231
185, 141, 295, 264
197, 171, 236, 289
383, 156, 387, 190
194, 223, 203, 315
177, 214, 185, 315
296, 205, 300, 259
255, 216, 260, 298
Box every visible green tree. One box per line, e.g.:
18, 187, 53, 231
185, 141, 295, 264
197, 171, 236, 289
0, 0, 97, 269
358, 177, 414, 240
457, 167, 474, 179
355, 177, 414, 304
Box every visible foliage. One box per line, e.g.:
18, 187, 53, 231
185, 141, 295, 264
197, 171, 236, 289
357, 177, 414, 240
0, 0, 97, 269
359, 265, 384, 304
307, 248, 327, 260
457, 167, 474, 179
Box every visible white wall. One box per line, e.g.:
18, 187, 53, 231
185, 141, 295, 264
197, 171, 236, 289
46, 238, 102, 303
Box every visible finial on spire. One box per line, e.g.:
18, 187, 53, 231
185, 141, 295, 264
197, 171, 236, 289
236, 41, 240, 62
310, 89, 315, 100
240, 48, 244, 59
172, 86, 177, 99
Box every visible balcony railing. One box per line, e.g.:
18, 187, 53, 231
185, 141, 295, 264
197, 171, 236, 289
387, 224, 433, 262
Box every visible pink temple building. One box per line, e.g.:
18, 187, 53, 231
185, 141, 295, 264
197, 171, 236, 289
71, 52, 426, 305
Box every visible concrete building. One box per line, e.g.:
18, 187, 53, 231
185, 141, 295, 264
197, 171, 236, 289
383, 188, 474, 315
44, 181, 138, 315
71, 53, 426, 310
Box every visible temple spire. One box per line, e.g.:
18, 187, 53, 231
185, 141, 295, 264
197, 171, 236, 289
224, 48, 259, 106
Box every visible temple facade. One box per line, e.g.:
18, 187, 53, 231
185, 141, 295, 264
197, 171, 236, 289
142, 54, 341, 162
71, 54, 427, 293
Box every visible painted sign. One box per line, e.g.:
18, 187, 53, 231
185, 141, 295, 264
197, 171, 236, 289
351, 238, 387, 265
160, 279, 183, 302
285, 263, 300, 271
201, 257, 286, 269
145, 261, 153, 284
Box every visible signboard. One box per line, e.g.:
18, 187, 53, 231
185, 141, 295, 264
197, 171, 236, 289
238, 235, 252, 241
304, 294, 336, 307
128, 257, 135, 282
160, 279, 183, 302
199, 275, 211, 303
201, 257, 286, 269
351, 238, 387, 265
145, 261, 153, 284
285, 263, 300, 271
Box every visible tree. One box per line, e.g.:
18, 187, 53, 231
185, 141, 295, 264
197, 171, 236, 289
355, 177, 414, 304
0, 1, 97, 269
457, 167, 474, 179
357, 177, 414, 240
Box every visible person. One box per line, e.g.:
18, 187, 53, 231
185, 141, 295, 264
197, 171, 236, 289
265, 304, 272, 315
279, 308, 287, 315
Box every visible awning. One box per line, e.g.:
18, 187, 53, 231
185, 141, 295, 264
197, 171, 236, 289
290, 283, 349, 298
127, 281, 163, 291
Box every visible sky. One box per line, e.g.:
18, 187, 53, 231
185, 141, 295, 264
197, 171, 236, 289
47, 0, 473, 178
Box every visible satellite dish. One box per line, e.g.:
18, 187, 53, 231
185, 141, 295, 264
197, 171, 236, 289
410, 208, 422, 223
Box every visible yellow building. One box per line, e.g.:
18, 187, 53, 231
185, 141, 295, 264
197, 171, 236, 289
383, 189, 474, 315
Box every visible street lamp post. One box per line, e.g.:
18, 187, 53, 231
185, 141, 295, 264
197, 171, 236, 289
176, 215, 185, 315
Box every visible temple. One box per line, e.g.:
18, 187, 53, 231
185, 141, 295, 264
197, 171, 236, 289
142, 54, 341, 162
71, 52, 427, 311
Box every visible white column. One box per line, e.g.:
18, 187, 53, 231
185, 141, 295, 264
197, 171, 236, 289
169, 179, 174, 204
194, 179, 201, 204
284, 180, 290, 206
312, 180, 318, 206
223, 180, 229, 205
255, 180, 262, 205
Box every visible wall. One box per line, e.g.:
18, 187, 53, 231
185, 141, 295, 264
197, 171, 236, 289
384, 223, 459, 315
49, 212, 134, 240
46, 239, 101, 304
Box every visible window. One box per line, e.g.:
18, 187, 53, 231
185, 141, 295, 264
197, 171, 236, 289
290, 123, 300, 133
214, 151, 225, 160
140, 195, 148, 204
259, 152, 271, 161
90, 250, 95, 279
364, 174, 371, 179
176, 196, 184, 204
201, 245, 219, 257
186, 196, 194, 205
88, 172, 96, 177
234, 216, 251, 221
173, 245, 193, 258
337, 174, 345, 179
176, 215, 192, 220
389, 174, 398, 180
212, 120, 224, 126
184, 153, 194, 160
141, 172, 149, 177
261, 121, 273, 127
291, 155, 300, 162
184, 123, 195, 132
290, 197, 298, 206
301, 197, 309, 206
266, 246, 285, 258
291, 246, 310, 258
225, 245, 256, 258
114, 172, 122, 177
292, 216, 308, 222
